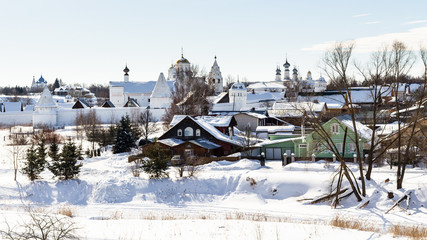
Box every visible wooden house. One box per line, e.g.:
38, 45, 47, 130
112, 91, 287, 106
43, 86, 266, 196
259, 114, 372, 161
151, 116, 242, 158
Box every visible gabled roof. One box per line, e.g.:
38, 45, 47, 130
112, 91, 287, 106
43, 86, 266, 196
101, 100, 115, 108
151, 73, 172, 98
72, 99, 90, 109
124, 98, 140, 107
164, 115, 242, 146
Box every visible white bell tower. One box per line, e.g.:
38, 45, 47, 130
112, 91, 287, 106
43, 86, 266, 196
207, 56, 224, 94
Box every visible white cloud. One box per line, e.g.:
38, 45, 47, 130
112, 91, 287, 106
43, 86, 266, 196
364, 21, 380, 25
302, 27, 427, 53
352, 13, 369, 18
404, 20, 427, 25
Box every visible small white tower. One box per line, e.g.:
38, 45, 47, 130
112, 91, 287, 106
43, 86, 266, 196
33, 87, 58, 127
123, 65, 130, 82
229, 81, 247, 111
275, 66, 282, 81
283, 59, 291, 80
207, 56, 224, 94
168, 64, 177, 81
307, 71, 312, 80
292, 66, 298, 81
150, 73, 172, 109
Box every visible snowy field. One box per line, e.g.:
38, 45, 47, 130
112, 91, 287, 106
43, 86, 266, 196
0, 128, 426, 239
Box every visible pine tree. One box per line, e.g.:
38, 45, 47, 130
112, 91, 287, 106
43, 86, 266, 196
49, 140, 82, 180
53, 78, 60, 89
22, 144, 45, 181
48, 136, 60, 161
36, 138, 47, 166
141, 144, 170, 179
113, 115, 136, 153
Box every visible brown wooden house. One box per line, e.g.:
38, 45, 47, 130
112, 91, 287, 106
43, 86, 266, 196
150, 116, 242, 158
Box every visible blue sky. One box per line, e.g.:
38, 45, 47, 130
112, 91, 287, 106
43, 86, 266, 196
1, 0, 427, 87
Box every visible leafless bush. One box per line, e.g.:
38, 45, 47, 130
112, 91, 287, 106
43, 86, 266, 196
390, 224, 427, 239
57, 206, 73, 218
246, 177, 257, 188
130, 159, 142, 177
330, 215, 378, 232
0, 207, 79, 240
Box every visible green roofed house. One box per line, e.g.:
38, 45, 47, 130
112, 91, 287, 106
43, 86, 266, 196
259, 114, 372, 161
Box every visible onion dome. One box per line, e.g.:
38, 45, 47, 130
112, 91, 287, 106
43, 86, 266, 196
123, 65, 129, 75
176, 54, 190, 64
276, 66, 281, 75
283, 59, 291, 68
38, 75, 47, 83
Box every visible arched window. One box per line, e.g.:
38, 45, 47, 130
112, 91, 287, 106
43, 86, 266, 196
196, 129, 201, 136
184, 127, 193, 136
177, 129, 183, 136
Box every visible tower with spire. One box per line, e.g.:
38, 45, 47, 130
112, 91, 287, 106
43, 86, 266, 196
275, 66, 282, 81
283, 59, 291, 80
292, 66, 299, 81
123, 65, 130, 82
207, 56, 224, 94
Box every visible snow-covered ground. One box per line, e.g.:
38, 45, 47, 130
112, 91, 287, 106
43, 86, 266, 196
0, 128, 426, 239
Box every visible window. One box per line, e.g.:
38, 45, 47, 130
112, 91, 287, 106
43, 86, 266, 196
349, 143, 356, 152
177, 129, 182, 136
184, 149, 193, 156
313, 143, 322, 152
336, 143, 343, 152
196, 129, 201, 136
331, 124, 340, 134
184, 127, 193, 136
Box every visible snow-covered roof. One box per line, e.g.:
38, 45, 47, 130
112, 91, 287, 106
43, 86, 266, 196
110, 80, 175, 94
326, 103, 343, 109
256, 125, 295, 133
3, 102, 21, 112
197, 116, 233, 127
166, 116, 242, 146
246, 92, 284, 103
246, 82, 286, 91
158, 138, 185, 147
235, 112, 267, 119
36, 88, 57, 108
24, 105, 35, 111
335, 115, 373, 140
194, 117, 242, 146
189, 139, 221, 150
150, 73, 172, 98
376, 122, 400, 136
257, 136, 304, 147
273, 101, 326, 112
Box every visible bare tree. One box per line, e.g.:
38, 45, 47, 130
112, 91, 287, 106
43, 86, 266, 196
8, 130, 28, 181
387, 41, 415, 189
322, 41, 367, 197
354, 48, 394, 180
139, 109, 158, 144
163, 67, 214, 123
0, 207, 78, 240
